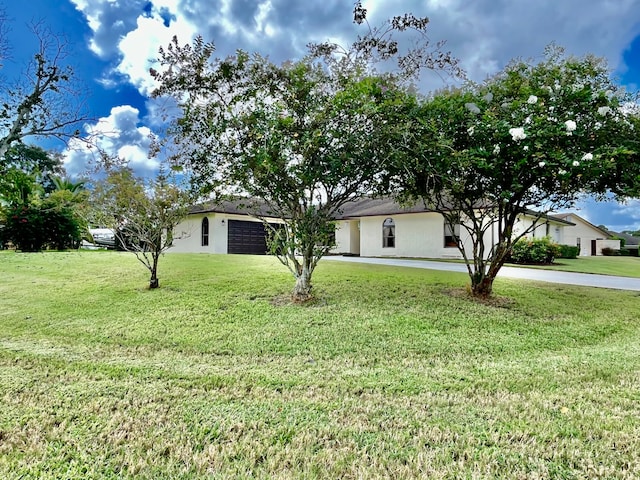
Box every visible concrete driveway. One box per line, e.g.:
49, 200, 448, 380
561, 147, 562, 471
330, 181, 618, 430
323, 256, 640, 292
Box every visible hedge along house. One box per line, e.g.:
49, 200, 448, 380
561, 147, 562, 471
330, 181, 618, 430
330, 197, 575, 259
169, 197, 576, 258
554, 213, 620, 256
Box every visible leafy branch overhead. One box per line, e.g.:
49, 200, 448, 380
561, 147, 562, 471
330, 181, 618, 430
0, 17, 91, 158
308, 1, 465, 81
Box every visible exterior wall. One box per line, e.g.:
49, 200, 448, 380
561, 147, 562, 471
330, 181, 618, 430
596, 239, 621, 255
561, 214, 615, 256
169, 213, 274, 254
514, 216, 551, 239
332, 220, 362, 255
358, 212, 468, 259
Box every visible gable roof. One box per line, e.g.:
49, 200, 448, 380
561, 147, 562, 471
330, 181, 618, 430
554, 213, 613, 238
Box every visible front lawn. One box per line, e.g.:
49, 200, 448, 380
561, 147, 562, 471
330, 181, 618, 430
510, 255, 640, 278
1, 251, 639, 478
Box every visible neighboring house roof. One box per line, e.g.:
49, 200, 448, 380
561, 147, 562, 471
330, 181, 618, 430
555, 213, 613, 238
606, 231, 640, 246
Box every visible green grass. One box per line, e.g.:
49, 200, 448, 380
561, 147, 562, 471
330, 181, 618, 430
1, 251, 640, 479
507, 255, 640, 278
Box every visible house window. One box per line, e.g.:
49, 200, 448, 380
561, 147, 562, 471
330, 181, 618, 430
201, 217, 209, 246
383, 218, 395, 248
576, 237, 581, 250
444, 221, 461, 248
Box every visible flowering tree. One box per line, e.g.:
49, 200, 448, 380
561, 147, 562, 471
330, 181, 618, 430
394, 46, 638, 298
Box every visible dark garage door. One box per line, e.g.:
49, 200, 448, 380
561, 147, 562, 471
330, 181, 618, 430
228, 220, 268, 254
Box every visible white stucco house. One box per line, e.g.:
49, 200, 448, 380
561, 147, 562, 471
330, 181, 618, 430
554, 213, 620, 256
329, 197, 572, 259
169, 197, 581, 259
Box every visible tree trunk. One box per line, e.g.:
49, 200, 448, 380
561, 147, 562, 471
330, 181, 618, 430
471, 275, 494, 298
470, 244, 509, 298
292, 264, 313, 302
149, 254, 160, 289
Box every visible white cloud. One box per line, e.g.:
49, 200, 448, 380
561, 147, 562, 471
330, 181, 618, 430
63, 105, 158, 177
116, 14, 198, 96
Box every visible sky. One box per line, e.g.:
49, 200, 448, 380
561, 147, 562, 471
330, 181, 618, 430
2, 0, 640, 232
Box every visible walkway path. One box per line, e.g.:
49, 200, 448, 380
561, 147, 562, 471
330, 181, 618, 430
323, 256, 640, 292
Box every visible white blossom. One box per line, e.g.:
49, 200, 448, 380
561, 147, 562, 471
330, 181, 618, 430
524, 116, 532, 124
493, 144, 500, 155
573, 160, 580, 167
523, 146, 529, 151
467, 126, 475, 135
597, 106, 611, 116
538, 161, 546, 167
565, 120, 577, 133
595, 122, 603, 130
558, 169, 567, 175
483, 92, 493, 103
465, 103, 481, 114
509, 127, 527, 141
581, 153, 593, 161
527, 95, 538, 104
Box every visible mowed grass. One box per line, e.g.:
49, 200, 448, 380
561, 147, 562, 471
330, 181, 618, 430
513, 255, 640, 278
1, 251, 639, 479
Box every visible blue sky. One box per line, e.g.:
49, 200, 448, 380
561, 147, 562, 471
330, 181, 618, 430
3, 0, 640, 231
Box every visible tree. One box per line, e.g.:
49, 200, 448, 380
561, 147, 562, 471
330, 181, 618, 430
0, 15, 89, 158
0, 144, 64, 193
151, 40, 406, 300
0, 173, 85, 252
90, 167, 191, 289
393, 46, 638, 298
150, 4, 460, 302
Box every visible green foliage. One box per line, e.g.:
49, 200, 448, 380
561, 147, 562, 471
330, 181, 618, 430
0, 159, 86, 251
152, 35, 417, 300
393, 45, 639, 297
510, 237, 560, 264
601, 247, 619, 256
557, 244, 580, 259
88, 165, 190, 288
1, 202, 82, 251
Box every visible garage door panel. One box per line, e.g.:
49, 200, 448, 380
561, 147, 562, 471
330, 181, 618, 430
228, 220, 268, 254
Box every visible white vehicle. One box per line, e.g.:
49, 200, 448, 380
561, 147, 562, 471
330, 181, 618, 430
89, 228, 116, 248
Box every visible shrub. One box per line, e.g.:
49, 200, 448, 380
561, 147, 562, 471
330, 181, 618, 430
557, 244, 580, 259
510, 237, 560, 264
2, 203, 82, 252
601, 247, 619, 256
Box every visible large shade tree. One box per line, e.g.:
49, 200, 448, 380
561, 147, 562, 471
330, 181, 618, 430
393, 46, 639, 298
150, 5, 461, 302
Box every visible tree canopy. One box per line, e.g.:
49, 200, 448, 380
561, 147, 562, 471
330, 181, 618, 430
89, 166, 191, 289
392, 46, 640, 297
0, 14, 89, 158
